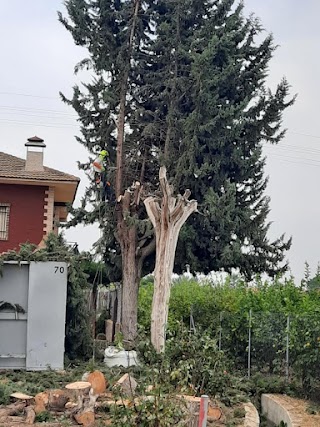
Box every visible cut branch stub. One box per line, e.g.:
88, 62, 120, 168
145, 166, 197, 229
183, 189, 191, 199
117, 181, 142, 207
144, 197, 160, 229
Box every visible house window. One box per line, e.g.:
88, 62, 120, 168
0, 204, 10, 240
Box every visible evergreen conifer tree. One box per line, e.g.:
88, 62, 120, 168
60, 0, 294, 341
138, 0, 294, 277
59, 0, 158, 342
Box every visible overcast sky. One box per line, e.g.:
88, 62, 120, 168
0, 0, 319, 281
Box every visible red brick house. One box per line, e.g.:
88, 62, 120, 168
0, 136, 79, 253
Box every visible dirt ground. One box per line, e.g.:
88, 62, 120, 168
0, 395, 320, 427
266, 394, 320, 427
0, 401, 245, 427
0, 409, 68, 427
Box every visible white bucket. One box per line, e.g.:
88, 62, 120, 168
104, 346, 139, 367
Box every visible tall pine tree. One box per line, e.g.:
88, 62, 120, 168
137, 0, 294, 277
60, 0, 294, 341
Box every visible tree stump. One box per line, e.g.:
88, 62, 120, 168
65, 381, 91, 412
179, 395, 201, 427
114, 373, 137, 397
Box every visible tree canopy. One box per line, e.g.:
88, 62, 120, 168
139, 0, 294, 278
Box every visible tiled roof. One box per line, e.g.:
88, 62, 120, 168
0, 152, 80, 182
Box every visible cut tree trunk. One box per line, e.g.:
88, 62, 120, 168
115, 180, 155, 344
120, 225, 139, 343
116, 183, 145, 344
180, 395, 201, 427
144, 166, 197, 352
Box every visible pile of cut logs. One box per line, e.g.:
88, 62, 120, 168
0, 371, 223, 427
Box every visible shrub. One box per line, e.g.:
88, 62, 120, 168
137, 325, 232, 399
138, 276, 154, 330
110, 391, 187, 427
0, 383, 12, 405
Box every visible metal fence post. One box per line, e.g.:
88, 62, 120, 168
286, 315, 290, 381
190, 305, 196, 333
248, 309, 252, 378
198, 395, 209, 427
218, 312, 222, 351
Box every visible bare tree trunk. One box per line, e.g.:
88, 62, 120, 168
116, 182, 154, 344
120, 225, 139, 343
144, 167, 197, 352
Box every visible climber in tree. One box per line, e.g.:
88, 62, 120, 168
92, 150, 112, 201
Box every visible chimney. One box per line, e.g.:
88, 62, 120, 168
25, 136, 46, 171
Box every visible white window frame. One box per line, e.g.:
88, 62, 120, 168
0, 204, 10, 240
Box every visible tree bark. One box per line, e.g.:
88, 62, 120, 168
120, 224, 139, 343
115, 0, 140, 199
116, 182, 153, 344
144, 166, 197, 352
114, 0, 141, 343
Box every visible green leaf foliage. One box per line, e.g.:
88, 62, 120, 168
139, 274, 320, 397
136, 326, 231, 398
